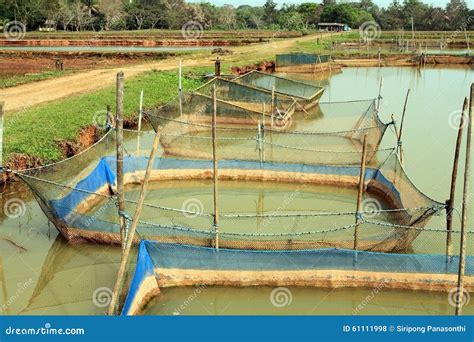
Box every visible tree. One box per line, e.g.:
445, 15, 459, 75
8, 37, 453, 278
57, 0, 75, 30
98, 0, 123, 31
218, 5, 236, 30
446, 0, 469, 30
297, 3, 322, 29
321, 3, 374, 28
263, 0, 277, 26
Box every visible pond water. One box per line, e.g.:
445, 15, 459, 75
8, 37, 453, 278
0, 66, 473, 316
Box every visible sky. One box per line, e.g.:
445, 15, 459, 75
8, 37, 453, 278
188, 0, 468, 9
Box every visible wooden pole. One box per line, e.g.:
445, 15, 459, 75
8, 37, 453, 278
115, 72, 126, 253
354, 134, 368, 251
377, 78, 383, 113
378, 47, 381, 68
465, 29, 470, 54
107, 127, 162, 315
271, 85, 276, 118
212, 85, 219, 250
398, 89, 411, 165
446, 98, 468, 257
0, 102, 4, 169
455, 84, 473, 316
178, 61, 182, 93
137, 90, 144, 156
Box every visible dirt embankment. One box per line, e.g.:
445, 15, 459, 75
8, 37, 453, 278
0, 38, 269, 47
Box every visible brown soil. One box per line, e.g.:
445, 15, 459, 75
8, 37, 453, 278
0, 53, 163, 76
57, 126, 99, 158
0, 38, 267, 47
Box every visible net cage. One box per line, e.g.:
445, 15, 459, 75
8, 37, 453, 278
233, 71, 325, 108
121, 240, 474, 315
145, 96, 391, 165
15, 93, 445, 253
194, 77, 298, 119
275, 54, 333, 73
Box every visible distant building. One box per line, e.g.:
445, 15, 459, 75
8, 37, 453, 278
317, 23, 351, 32
39, 20, 56, 32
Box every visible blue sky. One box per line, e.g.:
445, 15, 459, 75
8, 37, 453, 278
188, 1, 459, 8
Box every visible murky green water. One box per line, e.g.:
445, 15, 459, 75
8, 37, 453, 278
0, 66, 473, 316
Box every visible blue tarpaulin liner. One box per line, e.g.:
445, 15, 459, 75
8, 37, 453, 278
121, 240, 474, 315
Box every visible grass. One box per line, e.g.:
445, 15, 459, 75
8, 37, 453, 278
4, 70, 205, 164
0, 70, 75, 89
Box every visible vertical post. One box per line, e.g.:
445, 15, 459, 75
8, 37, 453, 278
455, 84, 473, 316
354, 134, 368, 251
178, 61, 182, 93
378, 47, 381, 68
464, 29, 470, 54
446, 98, 468, 257
411, 16, 415, 48
136, 90, 144, 156
0, 102, 4, 169
262, 104, 266, 163
398, 89, 411, 165
107, 128, 162, 315
271, 85, 276, 117
212, 85, 219, 250
376, 78, 383, 113
106, 104, 112, 128
115, 72, 126, 253
215, 57, 221, 77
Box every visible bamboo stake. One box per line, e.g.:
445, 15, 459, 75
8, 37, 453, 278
455, 84, 473, 316
107, 127, 162, 315
179, 61, 183, 118
0, 102, 4, 169
115, 72, 126, 253
354, 134, 368, 251
136, 90, 144, 156
465, 29, 470, 54
377, 78, 383, 113
271, 85, 276, 117
398, 89, 411, 165
212, 85, 219, 250
446, 98, 468, 257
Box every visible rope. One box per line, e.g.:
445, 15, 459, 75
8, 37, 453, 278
363, 219, 474, 234
222, 206, 445, 219
137, 220, 359, 237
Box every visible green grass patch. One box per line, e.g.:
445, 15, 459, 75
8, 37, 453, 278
0, 70, 74, 89
4, 70, 205, 164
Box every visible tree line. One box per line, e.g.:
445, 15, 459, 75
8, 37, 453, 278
0, 0, 472, 33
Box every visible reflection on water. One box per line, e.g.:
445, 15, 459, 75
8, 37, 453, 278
1, 66, 473, 315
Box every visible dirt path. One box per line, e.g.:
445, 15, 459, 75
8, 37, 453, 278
0, 33, 328, 112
